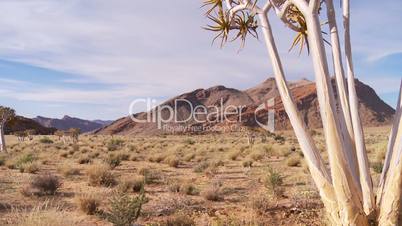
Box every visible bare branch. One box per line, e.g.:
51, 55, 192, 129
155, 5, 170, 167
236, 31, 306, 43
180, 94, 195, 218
309, 0, 321, 13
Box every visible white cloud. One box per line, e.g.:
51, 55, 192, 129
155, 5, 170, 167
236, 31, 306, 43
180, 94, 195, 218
0, 0, 399, 118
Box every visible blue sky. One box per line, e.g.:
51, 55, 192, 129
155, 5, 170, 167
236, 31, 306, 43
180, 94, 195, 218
0, 0, 400, 120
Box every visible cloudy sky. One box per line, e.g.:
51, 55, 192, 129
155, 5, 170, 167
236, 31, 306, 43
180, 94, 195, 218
0, 0, 401, 120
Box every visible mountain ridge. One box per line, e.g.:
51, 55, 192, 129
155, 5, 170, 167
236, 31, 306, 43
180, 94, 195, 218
95, 77, 395, 136
33, 115, 111, 132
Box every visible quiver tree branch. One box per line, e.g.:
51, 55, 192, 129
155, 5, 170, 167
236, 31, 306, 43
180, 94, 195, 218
325, 0, 361, 190
378, 81, 402, 225
257, 9, 341, 224
341, 0, 375, 215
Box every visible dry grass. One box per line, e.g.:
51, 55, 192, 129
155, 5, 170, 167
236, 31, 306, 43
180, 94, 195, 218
0, 127, 390, 225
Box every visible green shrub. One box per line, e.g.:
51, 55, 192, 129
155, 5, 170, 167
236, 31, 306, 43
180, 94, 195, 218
104, 191, 146, 226
15, 153, 35, 168
39, 137, 53, 144
19, 161, 40, 174
264, 167, 283, 197
372, 162, 383, 174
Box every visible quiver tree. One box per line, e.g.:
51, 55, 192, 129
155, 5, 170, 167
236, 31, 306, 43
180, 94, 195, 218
0, 106, 15, 152
202, 0, 402, 225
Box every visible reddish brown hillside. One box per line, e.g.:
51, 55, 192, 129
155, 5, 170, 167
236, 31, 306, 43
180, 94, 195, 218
95, 77, 395, 135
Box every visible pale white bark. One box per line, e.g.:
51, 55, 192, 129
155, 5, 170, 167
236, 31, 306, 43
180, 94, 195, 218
342, 0, 375, 215
325, 0, 360, 188
258, 11, 340, 224
378, 81, 402, 204
378, 82, 402, 225
0, 123, 6, 152
304, 12, 367, 225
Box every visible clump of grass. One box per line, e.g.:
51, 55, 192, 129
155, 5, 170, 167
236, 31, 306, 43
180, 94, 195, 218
87, 164, 117, 187
164, 213, 195, 226
202, 182, 223, 201
242, 159, 253, 168
286, 155, 301, 167
76, 194, 101, 215
107, 139, 125, 151
183, 153, 195, 162
180, 183, 199, 196
14, 202, 78, 226
19, 161, 40, 174
228, 151, 241, 161
148, 154, 166, 163
250, 194, 272, 214
39, 137, 53, 144
264, 167, 284, 197
118, 177, 144, 193
167, 180, 181, 193
139, 168, 162, 184
371, 162, 383, 174
0, 155, 6, 166
15, 153, 35, 168
77, 155, 92, 164
22, 174, 61, 196
165, 156, 180, 168
105, 154, 122, 169
57, 163, 80, 177
184, 138, 196, 145
104, 191, 146, 226
193, 161, 210, 173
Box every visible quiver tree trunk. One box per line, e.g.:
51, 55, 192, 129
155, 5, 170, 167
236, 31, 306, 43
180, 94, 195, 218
0, 123, 6, 152
202, 0, 402, 225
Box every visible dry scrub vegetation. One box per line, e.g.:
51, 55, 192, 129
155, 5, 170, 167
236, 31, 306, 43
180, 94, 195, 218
0, 127, 390, 225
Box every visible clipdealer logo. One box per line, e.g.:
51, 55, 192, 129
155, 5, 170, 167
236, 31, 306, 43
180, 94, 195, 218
128, 98, 275, 133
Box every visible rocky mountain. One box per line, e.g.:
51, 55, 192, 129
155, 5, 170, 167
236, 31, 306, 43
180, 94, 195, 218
33, 115, 106, 133
4, 116, 56, 135
95, 77, 395, 136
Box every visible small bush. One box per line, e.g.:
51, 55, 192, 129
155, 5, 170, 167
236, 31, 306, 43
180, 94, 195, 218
372, 162, 383, 174
39, 137, 53, 144
165, 156, 180, 168
228, 151, 241, 161
20, 161, 40, 174
139, 168, 162, 185
250, 195, 272, 214
105, 154, 122, 169
286, 155, 301, 167
77, 194, 100, 215
87, 164, 117, 187
264, 167, 283, 197
164, 213, 196, 226
180, 183, 199, 196
0, 155, 6, 166
15, 153, 35, 168
148, 154, 166, 163
77, 156, 92, 164
107, 139, 125, 151
242, 159, 253, 168
23, 174, 61, 196
118, 177, 144, 193
104, 191, 146, 226
184, 138, 195, 145
193, 161, 209, 173
58, 164, 80, 177
202, 184, 223, 201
